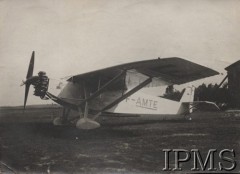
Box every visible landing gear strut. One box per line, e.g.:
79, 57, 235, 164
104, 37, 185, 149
76, 102, 100, 129
75, 85, 100, 129
53, 108, 70, 126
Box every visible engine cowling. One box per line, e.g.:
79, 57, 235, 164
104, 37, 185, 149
33, 71, 49, 99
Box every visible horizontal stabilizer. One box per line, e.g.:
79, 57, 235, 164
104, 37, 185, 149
187, 101, 220, 111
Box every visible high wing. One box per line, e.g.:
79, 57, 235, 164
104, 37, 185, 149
67, 57, 219, 85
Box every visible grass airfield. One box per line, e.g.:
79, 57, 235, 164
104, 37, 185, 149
0, 105, 240, 173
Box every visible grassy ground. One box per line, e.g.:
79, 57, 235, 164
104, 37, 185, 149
0, 106, 240, 173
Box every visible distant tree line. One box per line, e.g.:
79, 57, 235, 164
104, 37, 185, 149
163, 82, 229, 109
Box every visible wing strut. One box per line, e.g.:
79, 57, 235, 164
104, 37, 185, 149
92, 77, 152, 120
82, 70, 126, 104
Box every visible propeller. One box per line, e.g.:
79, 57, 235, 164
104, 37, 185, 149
22, 51, 36, 109
24, 83, 30, 109
21, 51, 49, 109
27, 51, 35, 79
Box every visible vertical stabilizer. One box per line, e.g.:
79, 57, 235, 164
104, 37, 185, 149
180, 86, 195, 103
178, 86, 195, 114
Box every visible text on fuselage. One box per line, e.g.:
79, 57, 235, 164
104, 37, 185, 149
126, 97, 158, 110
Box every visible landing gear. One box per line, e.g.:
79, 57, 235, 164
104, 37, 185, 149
184, 114, 192, 121
75, 85, 101, 130
76, 117, 100, 129
75, 102, 100, 130
53, 117, 64, 126
53, 108, 70, 126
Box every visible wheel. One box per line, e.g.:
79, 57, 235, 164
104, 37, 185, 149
53, 117, 64, 126
76, 118, 100, 129
185, 114, 192, 121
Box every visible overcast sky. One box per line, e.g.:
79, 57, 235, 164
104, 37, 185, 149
0, 0, 239, 106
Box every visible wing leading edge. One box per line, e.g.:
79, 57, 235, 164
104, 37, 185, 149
67, 57, 219, 85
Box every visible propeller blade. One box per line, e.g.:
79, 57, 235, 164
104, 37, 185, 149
24, 84, 30, 109
26, 51, 35, 79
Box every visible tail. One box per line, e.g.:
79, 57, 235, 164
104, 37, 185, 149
180, 86, 195, 103
178, 86, 195, 114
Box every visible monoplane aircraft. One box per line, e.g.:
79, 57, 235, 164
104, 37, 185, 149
21, 52, 219, 129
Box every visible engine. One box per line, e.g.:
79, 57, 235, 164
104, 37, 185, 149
33, 71, 49, 99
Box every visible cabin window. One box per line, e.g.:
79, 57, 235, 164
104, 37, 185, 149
85, 70, 127, 93
125, 70, 170, 88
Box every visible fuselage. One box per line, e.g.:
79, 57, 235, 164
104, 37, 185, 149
50, 70, 194, 116
109, 91, 182, 115
55, 81, 193, 116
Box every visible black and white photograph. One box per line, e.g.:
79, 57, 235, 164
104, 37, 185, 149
0, 0, 240, 173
